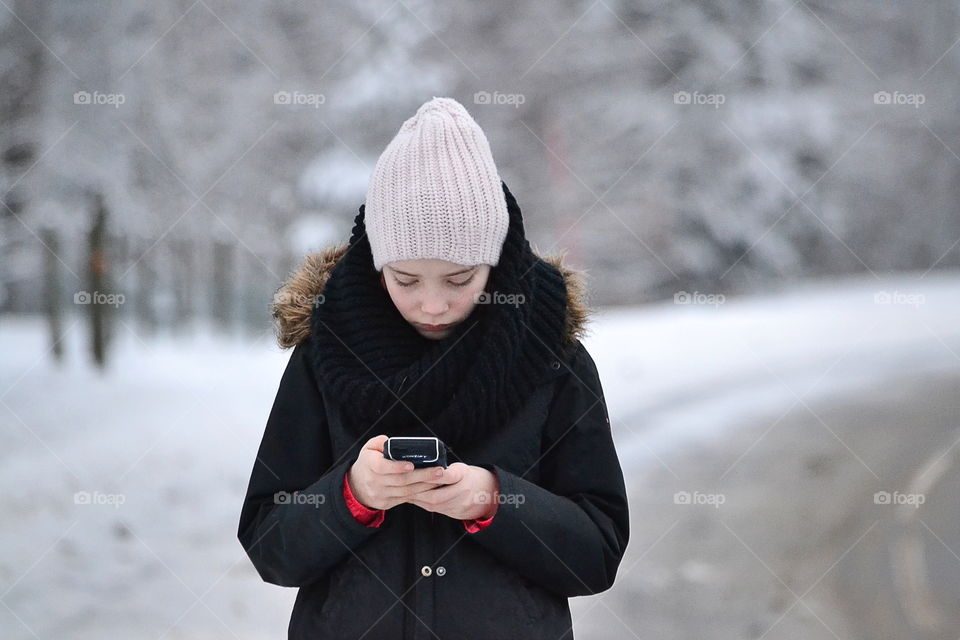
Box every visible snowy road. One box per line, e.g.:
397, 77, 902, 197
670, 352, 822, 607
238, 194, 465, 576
573, 367, 960, 639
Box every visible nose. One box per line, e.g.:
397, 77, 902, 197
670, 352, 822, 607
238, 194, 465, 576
420, 292, 449, 316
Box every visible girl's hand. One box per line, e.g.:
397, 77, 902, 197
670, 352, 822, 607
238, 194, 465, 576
347, 435, 449, 510
406, 462, 501, 521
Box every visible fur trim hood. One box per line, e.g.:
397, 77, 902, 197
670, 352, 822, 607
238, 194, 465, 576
272, 244, 592, 349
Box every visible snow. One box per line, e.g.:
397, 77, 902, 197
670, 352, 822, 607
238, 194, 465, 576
1, 323, 295, 638
584, 270, 960, 467
285, 214, 346, 256
297, 148, 372, 210
2, 270, 959, 637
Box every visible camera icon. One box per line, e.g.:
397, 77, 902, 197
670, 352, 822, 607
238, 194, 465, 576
673, 491, 691, 504
274, 491, 292, 504
874, 491, 891, 504
274, 91, 292, 105
74, 491, 91, 504
673, 291, 690, 304
673, 91, 691, 105
73, 91, 91, 105
474, 91, 491, 104
873, 91, 891, 105
473, 291, 491, 304
74, 291, 91, 304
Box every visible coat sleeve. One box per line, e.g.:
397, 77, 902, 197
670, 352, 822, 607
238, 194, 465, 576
468, 341, 630, 597
237, 341, 382, 588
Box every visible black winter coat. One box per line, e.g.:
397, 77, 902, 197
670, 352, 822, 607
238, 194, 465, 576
238, 245, 630, 639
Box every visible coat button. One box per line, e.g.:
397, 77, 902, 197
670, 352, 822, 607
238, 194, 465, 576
420, 565, 432, 577
436, 566, 446, 576
551, 360, 561, 369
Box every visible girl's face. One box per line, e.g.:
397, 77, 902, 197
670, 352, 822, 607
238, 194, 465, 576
382, 259, 492, 340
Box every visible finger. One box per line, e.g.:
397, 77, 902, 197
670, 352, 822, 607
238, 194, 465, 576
387, 466, 448, 486
364, 434, 389, 453
372, 455, 416, 474
387, 481, 444, 497
427, 471, 461, 485
415, 466, 462, 485
444, 463, 469, 481
410, 484, 457, 505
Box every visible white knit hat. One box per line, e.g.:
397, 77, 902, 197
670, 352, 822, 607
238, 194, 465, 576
364, 97, 509, 272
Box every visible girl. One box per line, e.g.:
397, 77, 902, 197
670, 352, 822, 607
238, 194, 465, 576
238, 97, 630, 639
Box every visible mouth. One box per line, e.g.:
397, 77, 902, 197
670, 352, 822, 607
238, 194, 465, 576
417, 322, 453, 332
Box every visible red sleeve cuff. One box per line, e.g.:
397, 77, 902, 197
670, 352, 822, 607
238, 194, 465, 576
343, 471, 385, 528
463, 511, 496, 533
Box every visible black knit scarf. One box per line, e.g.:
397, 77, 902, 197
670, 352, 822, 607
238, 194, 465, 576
306, 182, 571, 451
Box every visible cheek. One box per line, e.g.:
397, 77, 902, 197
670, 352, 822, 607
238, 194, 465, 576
457, 282, 487, 309
388, 288, 415, 312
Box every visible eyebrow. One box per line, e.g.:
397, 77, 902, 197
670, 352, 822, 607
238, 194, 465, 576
389, 266, 477, 278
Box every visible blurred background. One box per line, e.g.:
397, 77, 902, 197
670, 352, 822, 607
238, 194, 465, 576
2, 0, 959, 638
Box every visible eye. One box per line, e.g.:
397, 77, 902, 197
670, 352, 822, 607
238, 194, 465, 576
450, 276, 474, 287
395, 279, 417, 288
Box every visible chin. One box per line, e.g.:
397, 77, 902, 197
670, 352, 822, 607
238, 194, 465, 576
417, 328, 451, 340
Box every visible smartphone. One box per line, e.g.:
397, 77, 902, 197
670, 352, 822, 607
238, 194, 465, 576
382, 436, 448, 468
